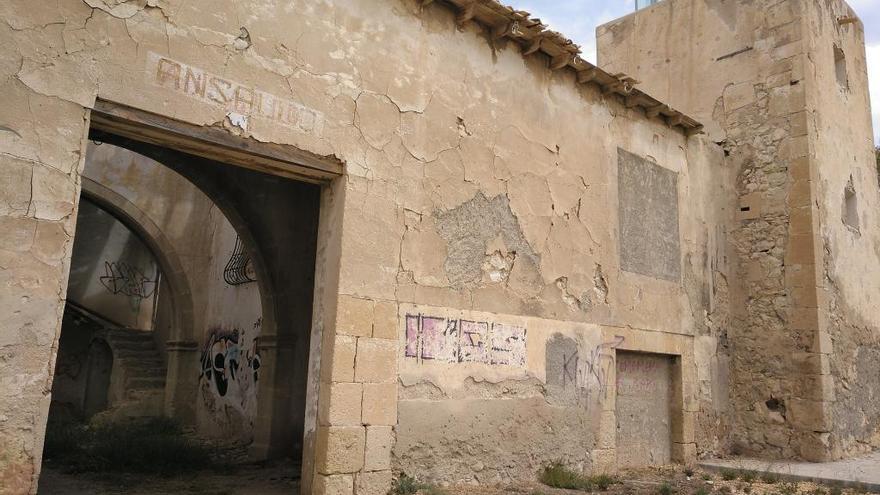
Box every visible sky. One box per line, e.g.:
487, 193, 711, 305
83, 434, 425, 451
510, 0, 880, 144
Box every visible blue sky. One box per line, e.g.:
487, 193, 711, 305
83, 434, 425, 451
511, 0, 880, 144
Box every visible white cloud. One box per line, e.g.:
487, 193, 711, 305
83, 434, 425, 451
867, 43, 880, 144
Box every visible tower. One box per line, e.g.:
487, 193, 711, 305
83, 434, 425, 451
598, 0, 879, 460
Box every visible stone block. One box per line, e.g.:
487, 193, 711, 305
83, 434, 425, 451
337, 295, 374, 337
596, 410, 616, 449
785, 234, 816, 265
314, 474, 354, 495
372, 300, 398, 340
737, 192, 763, 221
768, 85, 791, 117
790, 111, 808, 136
788, 399, 830, 432
765, 1, 795, 28
316, 426, 366, 475
326, 335, 358, 383
811, 331, 833, 354
789, 157, 810, 181
772, 41, 801, 61
798, 431, 833, 462
789, 207, 814, 235
319, 382, 363, 426
363, 426, 393, 471
788, 135, 809, 158
791, 352, 830, 375
355, 338, 397, 383
797, 374, 835, 401
787, 179, 812, 208
671, 442, 697, 463
790, 286, 818, 308
671, 411, 695, 444
785, 263, 817, 288
789, 308, 819, 331
362, 383, 397, 425
590, 449, 616, 474
355, 470, 393, 495
723, 82, 756, 112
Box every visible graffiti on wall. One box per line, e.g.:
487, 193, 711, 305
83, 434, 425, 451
405, 313, 527, 367
99, 260, 157, 300
199, 318, 262, 417
545, 333, 625, 408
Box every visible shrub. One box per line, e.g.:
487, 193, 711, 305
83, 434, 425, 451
537, 462, 619, 492
761, 473, 780, 484
720, 469, 737, 481
391, 473, 445, 495
539, 462, 589, 490
659, 482, 675, 495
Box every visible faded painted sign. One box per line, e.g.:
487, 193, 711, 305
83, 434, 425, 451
147, 52, 324, 135
405, 313, 526, 367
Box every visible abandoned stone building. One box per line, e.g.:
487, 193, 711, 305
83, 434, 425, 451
0, 0, 877, 494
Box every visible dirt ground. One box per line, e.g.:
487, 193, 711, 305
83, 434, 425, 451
436, 466, 860, 495
37, 463, 866, 495
36, 460, 299, 495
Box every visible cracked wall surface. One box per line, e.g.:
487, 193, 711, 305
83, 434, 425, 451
599, 0, 879, 462
0, 0, 734, 494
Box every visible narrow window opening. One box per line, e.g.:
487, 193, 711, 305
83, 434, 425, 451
843, 176, 859, 233
834, 44, 849, 90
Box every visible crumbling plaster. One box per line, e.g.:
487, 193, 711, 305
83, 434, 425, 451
1, 1, 735, 494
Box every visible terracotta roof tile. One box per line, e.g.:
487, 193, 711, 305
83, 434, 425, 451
421, 0, 704, 136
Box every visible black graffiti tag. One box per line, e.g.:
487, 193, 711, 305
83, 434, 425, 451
99, 261, 157, 299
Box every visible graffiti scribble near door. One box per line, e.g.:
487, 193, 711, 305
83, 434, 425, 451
405, 313, 526, 367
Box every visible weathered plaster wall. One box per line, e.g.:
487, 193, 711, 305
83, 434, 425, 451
0, 1, 733, 494
599, 0, 879, 462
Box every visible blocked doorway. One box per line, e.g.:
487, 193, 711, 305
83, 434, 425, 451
615, 351, 675, 468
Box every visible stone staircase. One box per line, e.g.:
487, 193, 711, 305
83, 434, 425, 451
97, 328, 167, 420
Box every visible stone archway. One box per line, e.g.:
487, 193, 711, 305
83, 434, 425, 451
79, 178, 201, 423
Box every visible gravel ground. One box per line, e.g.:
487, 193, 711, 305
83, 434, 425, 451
432, 465, 856, 495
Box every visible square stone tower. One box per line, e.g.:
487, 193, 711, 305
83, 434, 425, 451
598, 0, 879, 461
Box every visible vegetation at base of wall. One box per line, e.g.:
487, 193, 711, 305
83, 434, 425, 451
875, 147, 879, 177
760, 473, 779, 484
43, 417, 212, 475
537, 462, 619, 491
658, 482, 675, 495
720, 469, 738, 481
391, 473, 447, 495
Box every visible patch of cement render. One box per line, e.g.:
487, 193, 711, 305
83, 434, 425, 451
434, 192, 540, 288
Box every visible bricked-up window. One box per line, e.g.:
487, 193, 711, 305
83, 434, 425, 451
834, 44, 849, 90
